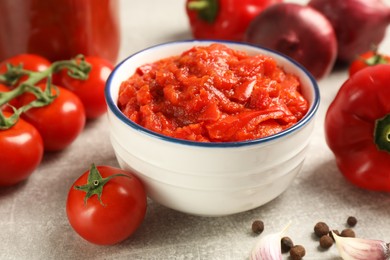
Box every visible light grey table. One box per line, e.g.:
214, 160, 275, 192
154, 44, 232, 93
1, 0, 390, 259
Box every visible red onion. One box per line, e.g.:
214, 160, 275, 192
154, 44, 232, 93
244, 3, 337, 80
308, 0, 390, 63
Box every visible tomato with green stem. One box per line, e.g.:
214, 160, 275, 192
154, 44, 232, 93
18, 83, 86, 151
0, 112, 43, 186
66, 164, 147, 245
348, 50, 390, 76
0, 55, 90, 150
0, 53, 51, 72
56, 56, 113, 119
0, 54, 51, 85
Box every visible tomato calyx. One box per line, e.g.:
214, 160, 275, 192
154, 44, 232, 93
74, 164, 132, 206
187, 0, 218, 23
0, 63, 26, 86
0, 55, 91, 129
361, 53, 389, 67
374, 114, 390, 153
357, 46, 390, 67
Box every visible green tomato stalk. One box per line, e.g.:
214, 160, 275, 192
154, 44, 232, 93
0, 55, 91, 130
73, 164, 132, 206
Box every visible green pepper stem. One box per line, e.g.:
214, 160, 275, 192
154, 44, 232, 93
187, 0, 209, 10
374, 114, 390, 153
187, 0, 219, 23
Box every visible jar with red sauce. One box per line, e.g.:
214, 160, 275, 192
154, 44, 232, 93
0, 0, 120, 63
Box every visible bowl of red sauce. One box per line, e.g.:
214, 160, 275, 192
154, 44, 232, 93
105, 40, 320, 216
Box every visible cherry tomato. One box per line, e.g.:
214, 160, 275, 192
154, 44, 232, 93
348, 50, 390, 76
18, 83, 86, 151
56, 56, 114, 119
0, 54, 51, 85
66, 164, 147, 245
0, 112, 44, 186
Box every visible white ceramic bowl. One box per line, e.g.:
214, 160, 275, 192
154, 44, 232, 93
105, 40, 320, 216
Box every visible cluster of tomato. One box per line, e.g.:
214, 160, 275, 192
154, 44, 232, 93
0, 54, 113, 186
0, 53, 148, 246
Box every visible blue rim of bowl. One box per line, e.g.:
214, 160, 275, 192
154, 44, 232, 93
105, 40, 320, 148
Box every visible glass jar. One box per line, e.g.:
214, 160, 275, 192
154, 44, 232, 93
0, 0, 120, 63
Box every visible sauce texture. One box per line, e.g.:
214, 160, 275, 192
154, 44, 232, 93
118, 44, 308, 142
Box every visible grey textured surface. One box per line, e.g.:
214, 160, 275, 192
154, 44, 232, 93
1, 0, 390, 259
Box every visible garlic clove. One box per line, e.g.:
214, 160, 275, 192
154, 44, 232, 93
250, 232, 282, 260
332, 231, 390, 260
250, 222, 291, 260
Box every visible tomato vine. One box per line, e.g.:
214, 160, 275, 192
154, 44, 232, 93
0, 55, 91, 129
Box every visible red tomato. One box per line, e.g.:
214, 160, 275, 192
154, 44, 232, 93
0, 112, 44, 186
18, 83, 86, 151
56, 56, 114, 119
348, 50, 390, 76
66, 165, 147, 245
0, 53, 51, 72
0, 54, 51, 85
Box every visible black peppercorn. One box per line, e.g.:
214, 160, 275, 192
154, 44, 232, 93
251, 220, 264, 234
319, 235, 333, 249
347, 216, 357, 227
314, 222, 330, 238
341, 228, 355, 238
281, 236, 294, 253
329, 230, 340, 241
290, 245, 306, 260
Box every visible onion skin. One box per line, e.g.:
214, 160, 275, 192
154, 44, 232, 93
244, 3, 337, 80
309, 0, 390, 63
